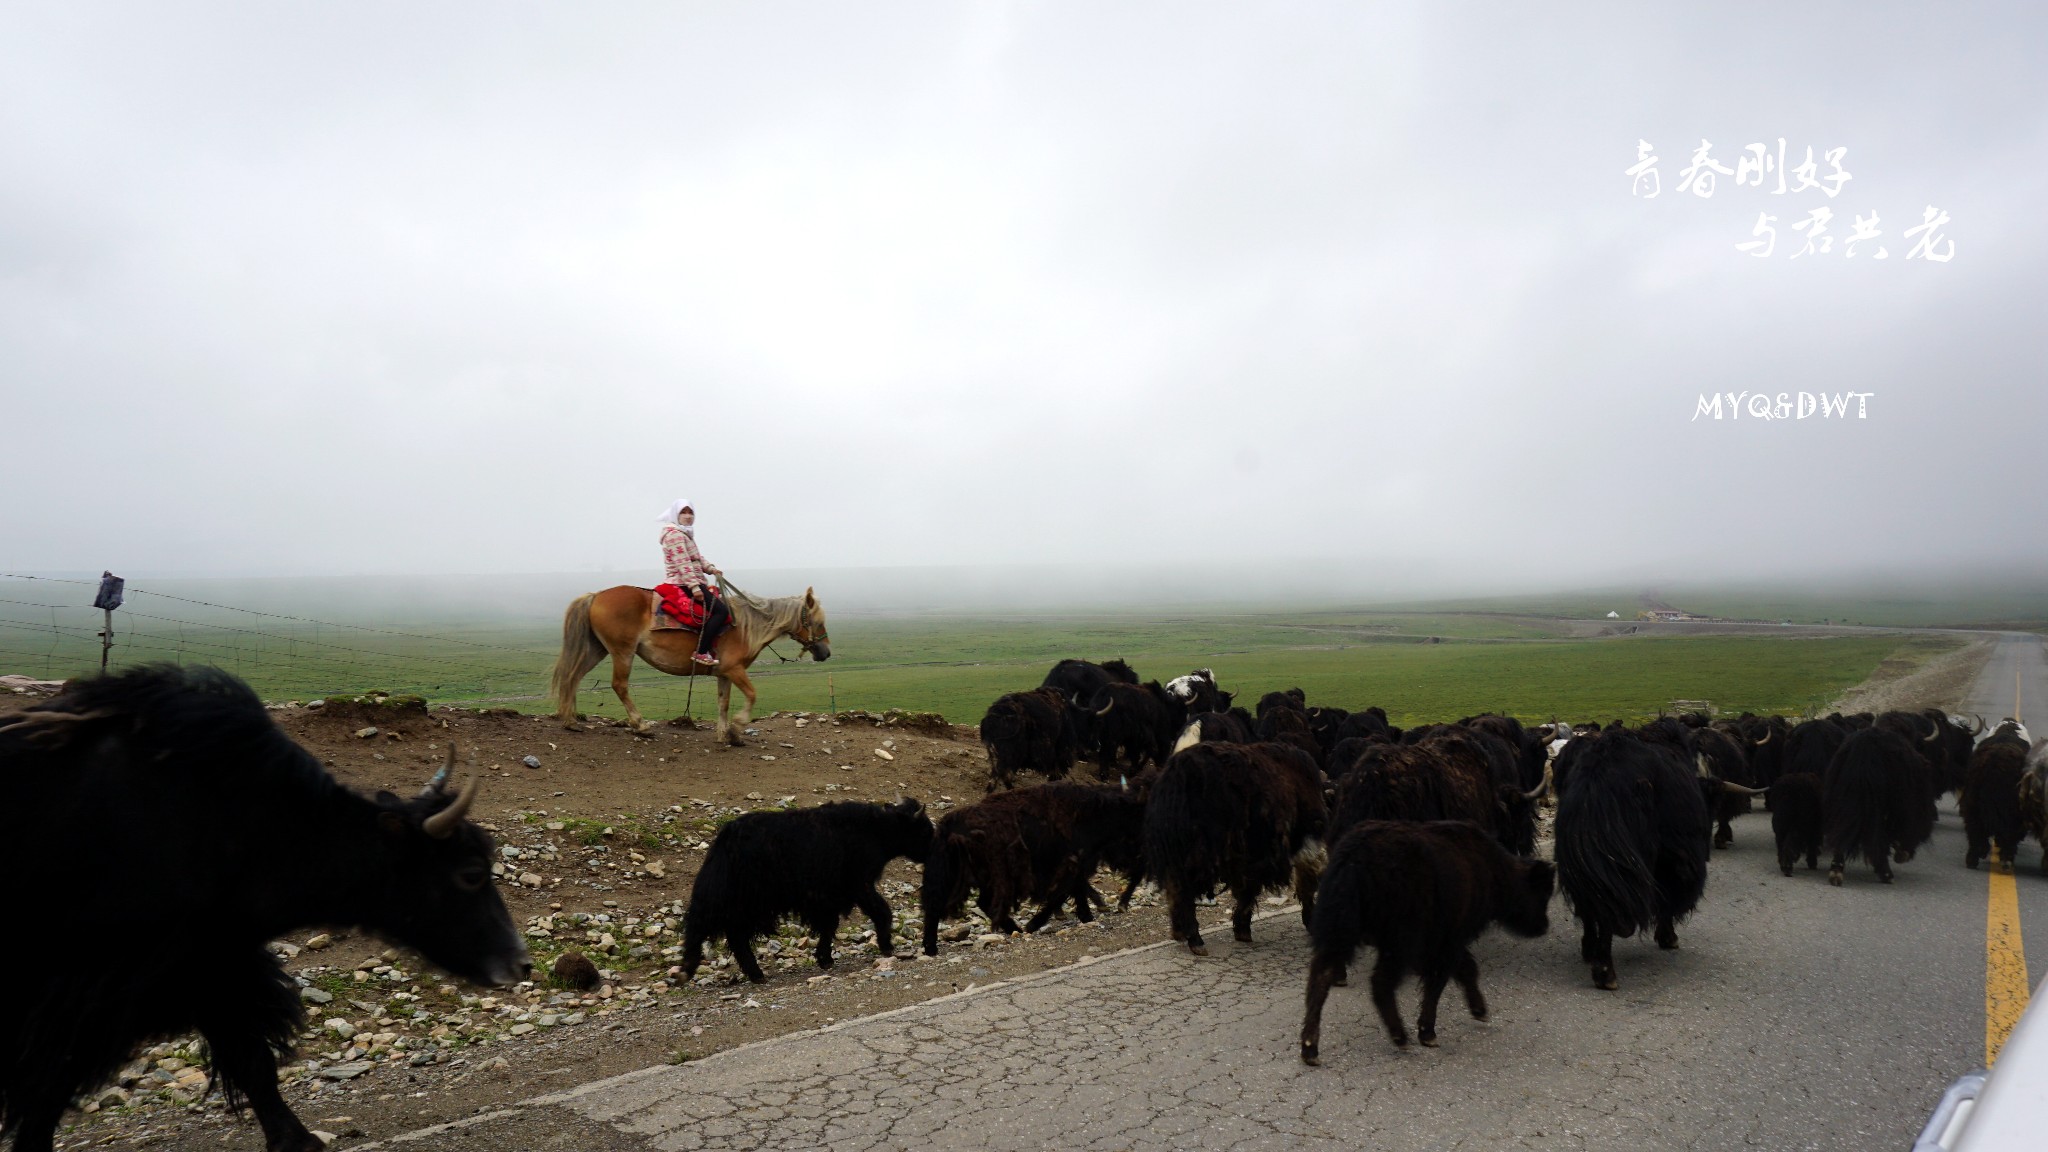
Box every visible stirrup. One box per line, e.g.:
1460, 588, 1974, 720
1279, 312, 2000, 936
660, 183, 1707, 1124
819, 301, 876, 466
691, 652, 717, 666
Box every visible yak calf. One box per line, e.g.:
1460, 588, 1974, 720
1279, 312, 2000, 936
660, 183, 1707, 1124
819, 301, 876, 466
682, 798, 932, 983
1301, 820, 1552, 1062
921, 783, 1145, 954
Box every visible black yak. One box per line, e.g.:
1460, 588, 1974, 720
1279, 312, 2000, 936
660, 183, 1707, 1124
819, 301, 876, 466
1823, 728, 1936, 885
1329, 736, 1547, 856
1040, 657, 1138, 705
979, 687, 1079, 791
1144, 742, 1327, 955
1300, 820, 1553, 1061
0, 666, 527, 1152
1695, 724, 1759, 849
1964, 722, 2033, 872
681, 798, 932, 983
921, 782, 1145, 954
1770, 772, 1824, 876
1172, 709, 1256, 754
1091, 681, 1186, 775
1554, 730, 1710, 990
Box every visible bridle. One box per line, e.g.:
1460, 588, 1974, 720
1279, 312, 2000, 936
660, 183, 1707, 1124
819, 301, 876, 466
789, 601, 830, 658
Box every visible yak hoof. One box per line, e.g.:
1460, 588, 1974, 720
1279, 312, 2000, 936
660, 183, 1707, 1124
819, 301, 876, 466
1592, 967, 1618, 991
1301, 1050, 1321, 1067
1391, 1034, 1411, 1049
1233, 929, 1254, 943
1418, 1033, 1438, 1048
1879, 873, 1894, 884
1827, 869, 1844, 887
1779, 865, 1793, 877
1186, 941, 1209, 957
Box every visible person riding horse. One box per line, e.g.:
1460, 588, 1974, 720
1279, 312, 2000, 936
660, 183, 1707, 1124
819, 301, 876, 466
657, 498, 730, 666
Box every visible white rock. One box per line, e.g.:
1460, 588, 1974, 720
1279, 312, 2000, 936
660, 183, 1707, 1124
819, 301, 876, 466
324, 1019, 358, 1040
305, 933, 332, 950
354, 727, 378, 739
644, 861, 666, 878
873, 749, 894, 761
519, 872, 544, 888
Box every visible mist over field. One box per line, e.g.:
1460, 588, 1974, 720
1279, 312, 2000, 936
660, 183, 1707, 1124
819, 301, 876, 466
5, 2, 2047, 589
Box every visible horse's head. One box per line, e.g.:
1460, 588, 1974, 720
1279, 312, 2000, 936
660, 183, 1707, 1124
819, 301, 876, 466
793, 586, 831, 661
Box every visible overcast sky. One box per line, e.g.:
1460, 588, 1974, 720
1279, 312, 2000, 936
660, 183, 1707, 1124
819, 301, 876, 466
4, 1, 2044, 590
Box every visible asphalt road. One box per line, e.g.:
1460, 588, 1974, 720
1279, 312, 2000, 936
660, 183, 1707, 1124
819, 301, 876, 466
361, 635, 2048, 1152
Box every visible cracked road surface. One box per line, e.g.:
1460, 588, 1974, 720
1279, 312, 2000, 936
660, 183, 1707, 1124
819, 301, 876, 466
362, 636, 2048, 1152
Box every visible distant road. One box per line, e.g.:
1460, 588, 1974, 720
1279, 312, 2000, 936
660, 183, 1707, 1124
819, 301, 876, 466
1959, 632, 2047, 729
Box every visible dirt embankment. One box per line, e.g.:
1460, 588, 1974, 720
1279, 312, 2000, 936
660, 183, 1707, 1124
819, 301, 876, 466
1827, 635, 1997, 716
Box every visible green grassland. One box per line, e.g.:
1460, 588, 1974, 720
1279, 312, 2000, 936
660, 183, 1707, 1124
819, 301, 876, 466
0, 590, 1959, 724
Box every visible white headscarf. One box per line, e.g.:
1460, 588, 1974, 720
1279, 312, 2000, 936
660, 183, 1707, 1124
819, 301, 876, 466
657, 498, 695, 534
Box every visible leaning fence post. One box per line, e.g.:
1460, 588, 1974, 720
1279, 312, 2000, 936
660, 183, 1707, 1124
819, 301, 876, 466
92, 571, 125, 672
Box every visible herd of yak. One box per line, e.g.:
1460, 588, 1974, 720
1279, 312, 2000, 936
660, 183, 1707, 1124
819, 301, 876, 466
5, 660, 2048, 1151
680, 657, 2048, 1068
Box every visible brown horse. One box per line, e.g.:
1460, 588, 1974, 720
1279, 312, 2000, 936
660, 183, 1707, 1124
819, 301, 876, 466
549, 584, 830, 744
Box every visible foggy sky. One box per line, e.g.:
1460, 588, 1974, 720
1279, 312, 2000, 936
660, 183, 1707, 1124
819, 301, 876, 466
5, 2, 2045, 591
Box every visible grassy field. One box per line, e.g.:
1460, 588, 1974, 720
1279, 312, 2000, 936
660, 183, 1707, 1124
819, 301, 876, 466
0, 582, 1954, 724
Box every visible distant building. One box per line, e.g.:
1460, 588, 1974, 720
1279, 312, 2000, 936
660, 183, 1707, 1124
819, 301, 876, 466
1606, 610, 1620, 618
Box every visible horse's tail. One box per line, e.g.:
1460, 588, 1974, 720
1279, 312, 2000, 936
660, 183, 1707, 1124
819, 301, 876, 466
550, 593, 604, 722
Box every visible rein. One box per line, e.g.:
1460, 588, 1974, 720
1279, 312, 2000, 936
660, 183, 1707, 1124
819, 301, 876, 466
718, 577, 828, 662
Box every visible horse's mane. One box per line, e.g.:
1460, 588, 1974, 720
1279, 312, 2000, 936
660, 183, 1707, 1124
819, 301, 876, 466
721, 587, 809, 656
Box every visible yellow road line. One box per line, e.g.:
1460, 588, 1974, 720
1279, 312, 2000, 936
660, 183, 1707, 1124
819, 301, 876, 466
1987, 854, 2029, 1065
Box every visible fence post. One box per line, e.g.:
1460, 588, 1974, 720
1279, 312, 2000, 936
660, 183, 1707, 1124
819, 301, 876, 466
92, 571, 125, 672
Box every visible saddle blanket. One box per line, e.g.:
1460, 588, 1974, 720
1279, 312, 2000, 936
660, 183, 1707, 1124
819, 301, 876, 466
653, 584, 711, 630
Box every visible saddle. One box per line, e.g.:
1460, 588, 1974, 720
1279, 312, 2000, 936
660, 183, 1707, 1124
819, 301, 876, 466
653, 584, 712, 630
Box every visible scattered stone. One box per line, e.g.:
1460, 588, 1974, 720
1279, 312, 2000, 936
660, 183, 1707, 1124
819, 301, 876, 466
319, 1061, 372, 1081
354, 727, 378, 739
324, 1019, 358, 1040
644, 860, 666, 878
975, 933, 1005, 948
519, 871, 544, 888
509, 1023, 536, 1037
305, 931, 333, 951
522, 755, 541, 768
942, 924, 973, 942
301, 988, 334, 1005
873, 749, 895, 761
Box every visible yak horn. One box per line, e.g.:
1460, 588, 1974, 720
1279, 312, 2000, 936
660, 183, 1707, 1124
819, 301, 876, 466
1523, 763, 1553, 802
0, 707, 113, 738
1922, 723, 1942, 744
422, 771, 481, 839
1719, 780, 1771, 797
425, 744, 456, 794
1751, 729, 1771, 747
1969, 713, 1987, 736
1695, 753, 1714, 779
1096, 700, 1114, 718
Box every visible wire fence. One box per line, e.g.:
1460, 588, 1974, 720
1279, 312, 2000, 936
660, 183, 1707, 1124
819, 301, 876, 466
0, 573, 566, 704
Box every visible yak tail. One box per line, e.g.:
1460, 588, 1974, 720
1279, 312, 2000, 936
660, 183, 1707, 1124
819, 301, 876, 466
1305, 835, 1365, 959
550, 593, 605, 722
1555, 765, 1658, 937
